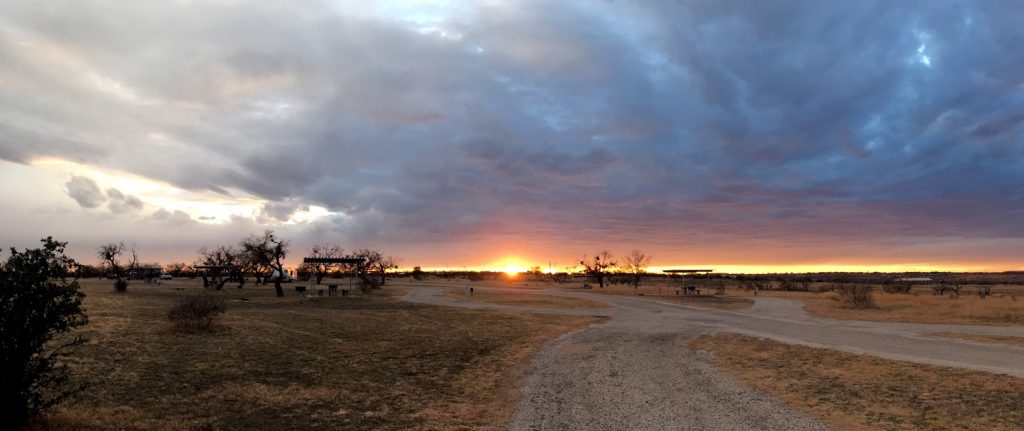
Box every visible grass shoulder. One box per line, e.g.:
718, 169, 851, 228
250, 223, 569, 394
691, 334, 1024, 431
789, 292, 1024, 325
931, 333, 1024, 348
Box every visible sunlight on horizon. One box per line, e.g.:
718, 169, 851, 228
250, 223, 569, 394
30, 157, 338, 225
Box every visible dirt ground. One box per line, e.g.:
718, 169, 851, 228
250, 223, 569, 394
441, 287, 611, 309
691, 334, 1024, 431
29, 278, 598, 430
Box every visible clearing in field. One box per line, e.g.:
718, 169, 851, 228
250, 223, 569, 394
30, 279, 599, 431
441, 286, 611, 309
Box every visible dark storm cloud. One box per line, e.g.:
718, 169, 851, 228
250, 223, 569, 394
3, 0, 1024, 256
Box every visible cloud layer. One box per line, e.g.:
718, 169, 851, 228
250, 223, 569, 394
2, 0, 1024, 268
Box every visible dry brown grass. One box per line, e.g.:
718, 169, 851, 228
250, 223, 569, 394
442, 287, 611, 309
691, 334, 1024, 431
418, 277, 1024, 324
28, 278, 599, 430
577, 284, 754, 310
932, 333, 1024, 348
800, 292, 1024, 324
646, 295, 754, 310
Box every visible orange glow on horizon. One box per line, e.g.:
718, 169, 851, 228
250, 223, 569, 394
401, 262, 1019, 274
502, 261, 526, 277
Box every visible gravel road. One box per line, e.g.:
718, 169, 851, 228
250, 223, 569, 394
403, 284, 1024, 430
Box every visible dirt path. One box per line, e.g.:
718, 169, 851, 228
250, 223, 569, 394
402, 285, 1024, 429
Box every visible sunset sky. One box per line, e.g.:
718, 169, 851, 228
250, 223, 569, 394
1, 1, 1023, 273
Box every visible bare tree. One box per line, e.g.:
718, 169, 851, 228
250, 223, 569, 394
306, 244, 344, 285
622, 249, 652, 289
97, 242, 137, 292
580, 251, 616, 289
240, 230, 289, 297
197, 245, 241, 290
376, 254, 400, 285
164, 262, 187, 277
350, 249, 398, 288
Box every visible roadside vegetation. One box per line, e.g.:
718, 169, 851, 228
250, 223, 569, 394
931, 333, 1024, 348
692, 334, 1024, 431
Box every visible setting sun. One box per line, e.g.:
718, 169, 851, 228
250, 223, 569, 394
503, 262, 526, 277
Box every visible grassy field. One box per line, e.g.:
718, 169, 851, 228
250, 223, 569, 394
691, 334, 1024, 431
421, 278, 754, 310
441, 287, 610, 309
409, 276, 1024, 323
30, 278, 599, 430
647, 294, 754, 310
741, 290, 1024, 324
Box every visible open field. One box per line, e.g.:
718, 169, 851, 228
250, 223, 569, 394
30, 278, 599, 430
691, 334, 1024, 431
633, 293, 754, 310
412, 276, 1024, 321
804, 292, 1024, 324
441, 287, 610, 309
405, 276, 753, 311
728, 289, 1024, 325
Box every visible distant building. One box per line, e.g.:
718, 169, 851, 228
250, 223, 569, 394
128, 267, 163, 284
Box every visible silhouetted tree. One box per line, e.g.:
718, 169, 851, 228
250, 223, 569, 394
351, 249, 399, 287
622, 249, 652, 289
1, 237, 88, 426
75, 264, 104, 279
412, 266, 424, 280
306, 244, 344, 285
241, 230, 288, 297
197, 245, 241, 290
97, 242, 137, 292
580, 251, 616, 289
164, 262, 187, 277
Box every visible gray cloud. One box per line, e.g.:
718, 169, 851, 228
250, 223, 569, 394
150, 208, 193, 225
4, 0, 1024, 266
65, 175, 106, 208
105, 188, 144, 214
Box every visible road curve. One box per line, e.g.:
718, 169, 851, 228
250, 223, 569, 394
402, 284, 1024, 430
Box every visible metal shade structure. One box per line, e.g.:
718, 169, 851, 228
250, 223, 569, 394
662, 269, 714, 274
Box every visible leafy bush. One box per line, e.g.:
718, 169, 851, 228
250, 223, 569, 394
1, 237, 88, 426
834, 284, 875, 309
167, 296, 226, 333
114, 278, 128, 293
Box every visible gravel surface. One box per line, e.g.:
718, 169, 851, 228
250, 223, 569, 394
403, 284, 1024, 430
509, 322, 826, 430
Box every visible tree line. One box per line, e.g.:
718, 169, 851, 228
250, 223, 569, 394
86, 229, 399, 297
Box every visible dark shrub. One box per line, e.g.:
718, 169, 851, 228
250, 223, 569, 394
1, 237, 88, 427
114, 278, 128, 293
834, 284, 875, 309
168, 296, 225, 333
